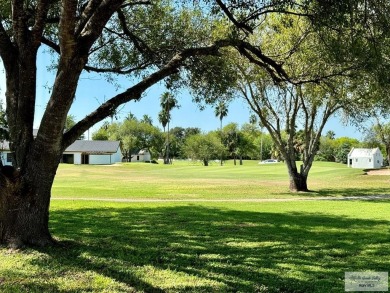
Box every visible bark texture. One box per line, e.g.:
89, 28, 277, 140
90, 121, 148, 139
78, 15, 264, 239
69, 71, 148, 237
288, 173, 308, 192
0, 167, 54, 247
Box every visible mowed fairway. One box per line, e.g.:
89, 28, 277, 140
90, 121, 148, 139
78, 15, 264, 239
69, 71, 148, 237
0, 161, 390, 292
52, 160, 390, 199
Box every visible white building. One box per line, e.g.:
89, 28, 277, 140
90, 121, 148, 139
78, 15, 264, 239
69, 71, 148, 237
62, 140, 122, 165
0, 128, 123, 165
128, 149, 151, 162
0, 141, 13, 166
347, 147, 383, 169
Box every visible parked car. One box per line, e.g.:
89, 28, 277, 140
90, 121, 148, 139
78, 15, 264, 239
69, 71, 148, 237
259, 159, 279, 164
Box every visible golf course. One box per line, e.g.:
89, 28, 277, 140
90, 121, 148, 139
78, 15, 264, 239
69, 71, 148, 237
0, 161, 389, 292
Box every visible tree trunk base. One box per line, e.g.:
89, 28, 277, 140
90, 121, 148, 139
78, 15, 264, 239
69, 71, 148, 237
5, 235, 56, 249
289, 174, 309, 192
0, 171, 54, 248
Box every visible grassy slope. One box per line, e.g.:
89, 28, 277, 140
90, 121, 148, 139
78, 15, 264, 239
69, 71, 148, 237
0, 161, 389, 292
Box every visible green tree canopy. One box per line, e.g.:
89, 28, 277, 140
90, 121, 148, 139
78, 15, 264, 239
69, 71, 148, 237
183, 132, 225, 166
93, 119, 163, 161
362, 118, 390, 165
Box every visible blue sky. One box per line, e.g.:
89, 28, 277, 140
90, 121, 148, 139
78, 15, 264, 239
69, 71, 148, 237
0, 51, 363, 140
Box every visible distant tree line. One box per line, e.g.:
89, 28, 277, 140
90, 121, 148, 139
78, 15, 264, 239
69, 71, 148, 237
92, 114, 387, 166
1, 100, 381, 167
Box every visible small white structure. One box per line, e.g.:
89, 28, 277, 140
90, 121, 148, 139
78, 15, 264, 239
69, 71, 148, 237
129, 149, 151, 162
0, 141, 13, 166
347, 147, 383, 169
0, 137, 122, 166
62, 140, 122, 165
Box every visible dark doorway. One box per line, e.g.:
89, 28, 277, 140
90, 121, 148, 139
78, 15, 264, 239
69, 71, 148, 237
82, 154, 89, 164
62, 154, 74, 164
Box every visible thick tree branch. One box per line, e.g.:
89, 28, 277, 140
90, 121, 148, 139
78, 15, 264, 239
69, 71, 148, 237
11, 0, 27, 43
116, 8, 154, 57
243, 9, 312, 23
62, 42, 227, 147
0, 21, 16, 69
75, 0, 103, 37
59, 0, 77, 60
235, 39, 356, 85
291, 66, 357, 85
31, 0, 50, 44
0, 20, 18, 135
120, 1, 151, 9
8, 1, 43, 169
215, 0, 253, 34
236, 41, 289, 83
77, 0, 124, 54
40, 34, 151, 75
84, 62, 151, 74
41, 36, 60, 54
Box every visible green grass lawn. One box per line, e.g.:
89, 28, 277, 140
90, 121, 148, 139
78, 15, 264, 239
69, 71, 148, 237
1, 161, 390, 292
52, 161, 390, 199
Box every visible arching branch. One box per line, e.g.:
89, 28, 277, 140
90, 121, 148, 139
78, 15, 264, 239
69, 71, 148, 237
84, 62, 151, 74
41, 36, 60, 54
0, 21, 16, 69
62, 41, 228, 147
116, 8, 154, 57
215, 0, 253, 34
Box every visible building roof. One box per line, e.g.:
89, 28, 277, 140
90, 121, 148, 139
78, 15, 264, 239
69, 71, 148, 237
65, 140, 120, 154
348, 147, 381, 157
0, 140, 121, 154
137, 149, 150, 155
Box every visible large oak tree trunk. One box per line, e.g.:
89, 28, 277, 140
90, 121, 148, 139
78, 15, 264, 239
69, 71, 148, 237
0, 170, 55, 247
289, 173, 308, 192
0, 182, 52, 247
286, 162, 309, 192
0, 141, 61, 247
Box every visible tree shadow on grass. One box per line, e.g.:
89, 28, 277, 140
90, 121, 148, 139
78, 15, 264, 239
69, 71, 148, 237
275, 187, 390, 198
24, 203, 390, 292
316, 187, 390, 197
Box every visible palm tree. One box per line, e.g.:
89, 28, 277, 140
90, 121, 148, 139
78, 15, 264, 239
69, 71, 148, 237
141, 114, 153, 125
158, 110, 170, 133
249, 113, 265, 161
126, 112, 137, 121
325, 130, 336, 140
159, 92, 179, 164
214, 101, 228, 166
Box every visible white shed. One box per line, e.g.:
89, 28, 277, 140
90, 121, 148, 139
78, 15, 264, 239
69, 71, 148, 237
128, 149, 151, 162
62, 140, 122, 165
347, 147, 383, 169
0, 141, 13, 166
